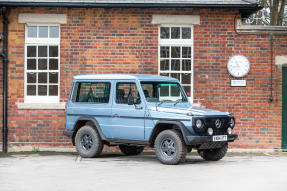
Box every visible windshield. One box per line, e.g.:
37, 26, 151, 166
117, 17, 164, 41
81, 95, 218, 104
140, 81, 188, 103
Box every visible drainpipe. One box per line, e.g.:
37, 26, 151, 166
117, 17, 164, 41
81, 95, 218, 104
269, 34, 273, 102
1, 6, 8, 152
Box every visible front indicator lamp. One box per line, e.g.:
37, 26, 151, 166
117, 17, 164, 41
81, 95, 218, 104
227, 127, 232, 135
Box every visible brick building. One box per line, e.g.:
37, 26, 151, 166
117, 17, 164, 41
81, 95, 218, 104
0, 0, 287, 151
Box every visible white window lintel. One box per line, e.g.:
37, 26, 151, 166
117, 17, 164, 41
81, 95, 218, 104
19, 14, 67, 24
152, 15, 200, 25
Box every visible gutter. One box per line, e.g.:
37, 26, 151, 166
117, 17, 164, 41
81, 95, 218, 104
0, 2, 262, 17
1, 6, 8, 152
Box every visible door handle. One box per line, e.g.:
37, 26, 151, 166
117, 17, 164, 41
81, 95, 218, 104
135, 105, 143, 110
113, 114, 119, 118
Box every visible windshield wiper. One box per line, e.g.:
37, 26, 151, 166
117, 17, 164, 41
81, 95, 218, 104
157, 100, 172, 106
173, 99, 182, 107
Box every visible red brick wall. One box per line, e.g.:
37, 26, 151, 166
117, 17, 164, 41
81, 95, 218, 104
2, 7, 287, 150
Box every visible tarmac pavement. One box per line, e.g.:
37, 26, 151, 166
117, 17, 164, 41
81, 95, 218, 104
0, 151, 287, 191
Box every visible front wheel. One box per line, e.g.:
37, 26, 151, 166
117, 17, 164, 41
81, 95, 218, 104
154, 130, 187, 165
197, 143, 228, 161
119, 145, 144, 155
75, 125, 103, 158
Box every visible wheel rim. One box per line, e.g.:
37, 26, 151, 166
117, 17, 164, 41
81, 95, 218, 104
160, 138, 176, 158
80, 134, 93, 151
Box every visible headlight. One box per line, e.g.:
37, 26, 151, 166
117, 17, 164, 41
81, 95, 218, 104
227, 127, 232, 135
195, 119, 203, 128
207, 128, 213, 135
230, 118, 235, 128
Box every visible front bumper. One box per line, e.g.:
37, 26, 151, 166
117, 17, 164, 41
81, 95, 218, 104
186, 134, 238, 144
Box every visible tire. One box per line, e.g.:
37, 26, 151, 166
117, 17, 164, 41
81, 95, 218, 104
197, 143, 228, 161
75, 125, 103, 158
119, 145, 144, 155
154, 129, 187, 165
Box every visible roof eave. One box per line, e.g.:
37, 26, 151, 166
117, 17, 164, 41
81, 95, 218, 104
0, 2, 262, 18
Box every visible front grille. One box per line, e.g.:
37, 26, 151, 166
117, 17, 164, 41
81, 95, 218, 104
203, 116, 230, 135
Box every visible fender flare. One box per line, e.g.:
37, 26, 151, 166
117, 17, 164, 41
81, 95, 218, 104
149, 120, 192, 145
73, 117, 106, 141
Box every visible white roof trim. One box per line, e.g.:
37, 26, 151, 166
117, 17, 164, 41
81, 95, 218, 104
18, 13, 67, 24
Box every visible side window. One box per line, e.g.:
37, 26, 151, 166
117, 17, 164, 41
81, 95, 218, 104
72, 82, 111, 103
116, 82, 141, 104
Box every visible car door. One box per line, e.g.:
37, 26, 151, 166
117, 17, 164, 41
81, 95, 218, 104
111, 80, 145, 140
66, 80, 114, 138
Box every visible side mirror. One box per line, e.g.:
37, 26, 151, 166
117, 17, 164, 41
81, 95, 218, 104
128, 95, 134, 105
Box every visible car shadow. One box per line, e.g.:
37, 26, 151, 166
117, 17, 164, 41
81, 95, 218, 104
90, 152, 208, 165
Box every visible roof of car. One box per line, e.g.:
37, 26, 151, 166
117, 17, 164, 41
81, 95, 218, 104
73, 74, 178, 81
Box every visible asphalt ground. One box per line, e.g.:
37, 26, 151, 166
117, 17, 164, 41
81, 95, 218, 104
0, 151, 287, 191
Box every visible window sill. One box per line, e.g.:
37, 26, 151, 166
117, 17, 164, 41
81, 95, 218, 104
17, 102, 66, 110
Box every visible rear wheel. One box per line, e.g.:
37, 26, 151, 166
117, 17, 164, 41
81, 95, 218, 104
119, 145, 144, 155
154, 130, 187, 165
197, 143, 228, 161
75, 125, 103, 158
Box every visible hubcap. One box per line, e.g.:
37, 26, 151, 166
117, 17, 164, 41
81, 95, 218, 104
161, 138, 176, 157
80, 134, 93, 151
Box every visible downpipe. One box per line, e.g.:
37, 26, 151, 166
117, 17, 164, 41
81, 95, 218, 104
269, 34, 273, 102
1, 6, 8, 152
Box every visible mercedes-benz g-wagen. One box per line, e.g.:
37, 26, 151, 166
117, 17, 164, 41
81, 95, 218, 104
64, 74, 237, 164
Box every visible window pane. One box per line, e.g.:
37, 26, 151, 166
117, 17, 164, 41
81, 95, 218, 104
38, 59, 47, 70
27, 59, 36, 70
183, 86, 191, 97
171, 73, 180, 81
171, 47, 180, 58
27, 85, 36, 96
49, 46, 58, 57
160, 60, 169, 71
159, 86, 169, 96
171, 27, 180, 39
27, 46, 36, 57
171, 86, 180, 96
39, 26, 48, 38
182, 47, 191, 58
182, 73, 191, 84
49, 59, 58, 70
182, 27, 191, 39
182, 60, 191, 71
38, 46, 47, 57
38, 85, 47, 96
171, 60, 180, 71
49, 72, 58, 83
38, 72, 47, 83
50, 26, 59, 38
160, 27, 169, 39
116, 83, 141, 104
160, 46, 169, 58
49, 85, 58, 96
27, 26, 37, 38
27, 72, 36, 83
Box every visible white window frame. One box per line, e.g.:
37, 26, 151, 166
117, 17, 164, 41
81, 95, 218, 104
158, 25, 194, 102
24, 24, 60, 103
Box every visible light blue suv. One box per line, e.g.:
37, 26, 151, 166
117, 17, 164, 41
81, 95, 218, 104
64, 74, 238, 164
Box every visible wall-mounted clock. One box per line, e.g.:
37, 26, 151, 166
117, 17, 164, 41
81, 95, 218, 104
227, 55, 250, 78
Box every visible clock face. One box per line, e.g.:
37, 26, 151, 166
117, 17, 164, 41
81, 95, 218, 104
227, 55, 250, 78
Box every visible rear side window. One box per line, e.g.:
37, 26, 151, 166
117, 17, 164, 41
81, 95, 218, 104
72, 82, 111, 103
